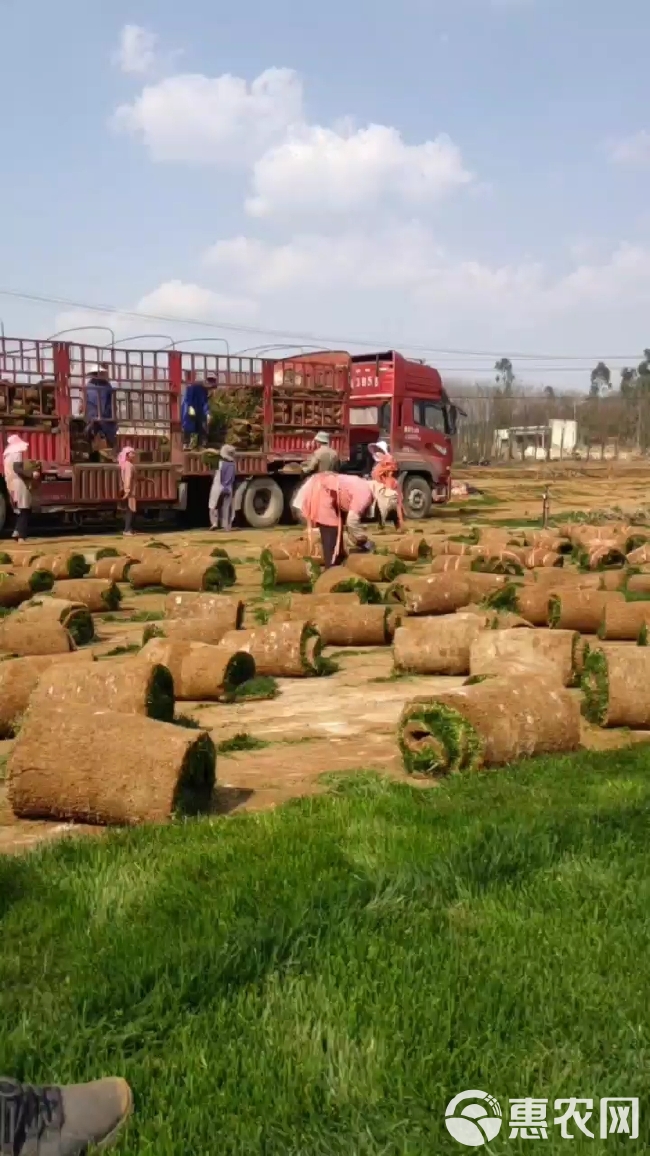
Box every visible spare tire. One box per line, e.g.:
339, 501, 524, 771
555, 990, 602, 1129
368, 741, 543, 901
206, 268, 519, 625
241, 477, 284, 529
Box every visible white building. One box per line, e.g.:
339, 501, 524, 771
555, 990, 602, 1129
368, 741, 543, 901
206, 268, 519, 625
494, 418, 577, 460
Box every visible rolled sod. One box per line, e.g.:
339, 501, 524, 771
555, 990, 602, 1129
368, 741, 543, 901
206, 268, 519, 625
598, 570, 628, 592
394, 535, 432, 561
385, 575, 471, 615
471, 554, 525, 577
523, 549, 563, 569
430, 555, 473, 573
33, 552, 90, 580
53, 578, 122, 612
394, 614, 485, 676
626, 573, 650, 595
129, 558, 168, 588
164, 592, 245, 629
527, 532, 572, 553
345, 553, 407, 583
262, 536, 324, 563
0, 652, 95, 738
8, 707, 215, 824
0, 569, 54, 609
532, 567, 597, 587
160, 560, 231, 592
218, 620, 328, 677
144, 610, 240, 647
141, 638, 255, 700
16, 598, 95, 646
548, 589, 623, 633
225, 675, 279, 702
289, 602, 399, 647
92, 556, 134, 581
0, 616, 75, 657
312, 566, 381, 603
30, 655, 174, 722
627, 544, 650, 566
398, 675, 580, 777
94, 547, 121, 561
511, 584, 552, 626
578, 544, 627, 571
597, 601, 650, 642
581, 643, 650, 727
259, 550, 320, 591
465, 572, 511, 599
439, 541, 474, 557
288, 591, 360, 611
469, 627, 579, 687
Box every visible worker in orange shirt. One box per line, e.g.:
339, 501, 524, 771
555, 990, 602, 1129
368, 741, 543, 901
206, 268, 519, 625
369, 440, 403, 528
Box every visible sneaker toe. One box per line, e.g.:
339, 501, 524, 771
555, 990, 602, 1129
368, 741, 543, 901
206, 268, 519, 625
60, 1078, 132, 1151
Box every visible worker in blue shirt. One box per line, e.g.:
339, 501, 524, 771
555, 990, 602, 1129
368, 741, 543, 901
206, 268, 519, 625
181, 374, 214, 448
84, 363, 117, 448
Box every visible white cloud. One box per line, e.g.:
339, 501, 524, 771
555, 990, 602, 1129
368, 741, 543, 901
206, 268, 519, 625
245, 124, 472, 217
50, 280, 257, 345
112, 68, 303, 164
608, 130, 650, 167
113, 25, 158, 75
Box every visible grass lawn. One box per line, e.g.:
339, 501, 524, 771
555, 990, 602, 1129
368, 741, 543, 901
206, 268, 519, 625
1, 749, 650, 1153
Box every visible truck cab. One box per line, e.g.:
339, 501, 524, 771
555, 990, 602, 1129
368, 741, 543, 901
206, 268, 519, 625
347, 350, 460, 518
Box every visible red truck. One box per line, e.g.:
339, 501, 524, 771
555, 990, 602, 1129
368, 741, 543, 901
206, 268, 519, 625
0, 336, 459, 532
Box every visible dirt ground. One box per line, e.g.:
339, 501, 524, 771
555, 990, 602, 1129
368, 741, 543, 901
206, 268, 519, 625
2, 458, 650, 855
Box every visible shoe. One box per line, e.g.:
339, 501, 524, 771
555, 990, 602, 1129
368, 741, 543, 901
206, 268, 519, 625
0, 1076, 132, 1154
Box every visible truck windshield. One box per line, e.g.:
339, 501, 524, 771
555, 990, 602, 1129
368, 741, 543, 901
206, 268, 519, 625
414, 400, 449, 434
350, 401, 391, 431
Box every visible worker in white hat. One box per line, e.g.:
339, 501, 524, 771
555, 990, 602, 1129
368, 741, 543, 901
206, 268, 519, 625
301, 430, 340, 475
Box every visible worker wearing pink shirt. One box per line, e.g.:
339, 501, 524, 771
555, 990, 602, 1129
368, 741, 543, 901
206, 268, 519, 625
302, 471, 375, 567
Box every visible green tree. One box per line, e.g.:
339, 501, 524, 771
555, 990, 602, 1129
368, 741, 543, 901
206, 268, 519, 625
494, 357, 515, 395
590, 361, 611, 398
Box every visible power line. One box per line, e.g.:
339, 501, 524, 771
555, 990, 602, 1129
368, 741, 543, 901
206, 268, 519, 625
0, 285, 644, 365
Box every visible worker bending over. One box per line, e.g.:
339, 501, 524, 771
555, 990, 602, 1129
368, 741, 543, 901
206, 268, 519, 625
302, 471, 377, 567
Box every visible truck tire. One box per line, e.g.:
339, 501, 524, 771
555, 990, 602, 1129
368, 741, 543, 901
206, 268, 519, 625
402, 475, 433, 520
241, 477, 284, 529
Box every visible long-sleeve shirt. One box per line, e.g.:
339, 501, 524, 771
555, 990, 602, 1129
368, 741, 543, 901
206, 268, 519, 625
301, 445, 340, 474
218, 460, 236, 493
181, 383, 210, 432
85, 378, 115, 421
302, 472, 374, 528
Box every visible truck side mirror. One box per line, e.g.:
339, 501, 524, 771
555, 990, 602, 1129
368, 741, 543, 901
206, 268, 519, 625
447, 405, 459, 436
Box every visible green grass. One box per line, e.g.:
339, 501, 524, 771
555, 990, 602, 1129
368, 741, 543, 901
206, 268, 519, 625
2, 750, 650, 1152
217, 731, 271, 754
99, 643, 141, 658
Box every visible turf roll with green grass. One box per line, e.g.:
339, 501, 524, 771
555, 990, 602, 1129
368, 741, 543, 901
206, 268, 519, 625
129, 557, 169, 588
218, 620, 330, 677
160, 559, 230, 593
597, 600, 650, 641
34, 552, 90, 580
548, 588, 623, 633
394, 613, 484, 676
295, 601, 399, 647
95, 547, 121, 561
469, 626, 579, 687
430, 553, 473, 573
92, 556, 134, 581
52, 578, 121, 613
394, 535, 432, 561
29, 655, 175, 722
0, 569, 54, 609
523, 548, 563, 569
385, 574, 471, 615
0, 651, 95, 738
223, 674, 279, 701
471, 553, 525, 577
141, 637, 255, 700
15, 598, 95, 646
399, 673, 580, 776
313, 566, 382, 603
581, 642, 650, 727
0, 614, 75, 656
259, 550, 320, 591
8, 706, 215, 824
345, 553, 407, 583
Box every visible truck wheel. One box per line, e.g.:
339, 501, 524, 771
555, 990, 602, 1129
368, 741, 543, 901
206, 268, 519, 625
241, 477, 284, 529
402, 475, 432, 519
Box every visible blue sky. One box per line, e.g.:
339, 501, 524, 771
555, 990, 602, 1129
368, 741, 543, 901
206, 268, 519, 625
1, 0, 650, 389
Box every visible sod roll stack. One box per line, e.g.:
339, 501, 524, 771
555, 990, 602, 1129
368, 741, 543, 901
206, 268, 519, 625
219, 620, 326, 677
8, 708, 216, 824
582, 643, 650, 727
394, 613, 485, 676
398, 675, 580, 776
29, 656, 175, 722
140, 638, 255, 700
